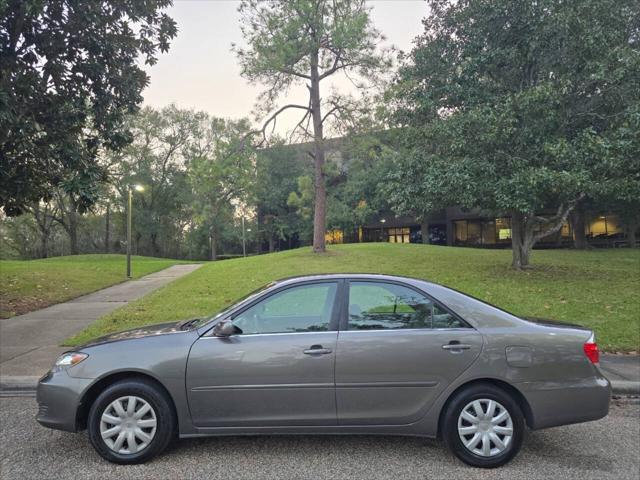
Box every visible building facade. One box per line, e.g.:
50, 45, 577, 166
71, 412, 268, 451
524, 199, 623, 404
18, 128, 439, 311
327, 208, 630, 249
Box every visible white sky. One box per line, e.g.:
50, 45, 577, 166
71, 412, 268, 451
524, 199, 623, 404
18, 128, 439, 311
142, 0, 428, 135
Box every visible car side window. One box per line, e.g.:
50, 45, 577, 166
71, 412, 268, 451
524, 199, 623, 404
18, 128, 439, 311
232, 282, 337, 334
347, 281, 466, 330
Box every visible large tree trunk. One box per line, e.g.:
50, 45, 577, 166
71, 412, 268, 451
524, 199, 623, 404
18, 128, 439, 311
570, 207, 588, 249
67, 209, 79, 255
420, 217, 430, 244
511, 202, 579, 269
510, 211, 531, 269
151, 232, 160, 256
210, 232, 217, 261
105, 203, 110, 253
310, 52, 326, 253
40, 234, 48, 259
268, 235, 275, 253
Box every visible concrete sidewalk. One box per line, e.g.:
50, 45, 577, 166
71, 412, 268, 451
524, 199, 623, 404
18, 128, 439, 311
0, 264, 201, 380
600, 354, 640, 395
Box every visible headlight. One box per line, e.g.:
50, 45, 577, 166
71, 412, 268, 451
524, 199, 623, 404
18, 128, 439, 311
52, 352, 88, 372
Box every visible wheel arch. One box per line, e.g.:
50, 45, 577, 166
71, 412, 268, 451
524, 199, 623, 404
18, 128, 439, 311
436, 378, 534, 438
75, 371, 178, 431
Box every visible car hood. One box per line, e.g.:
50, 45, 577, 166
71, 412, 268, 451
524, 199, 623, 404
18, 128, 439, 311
80, 320, 187, 348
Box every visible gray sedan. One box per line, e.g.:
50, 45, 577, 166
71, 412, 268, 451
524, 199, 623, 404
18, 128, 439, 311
36, 274, 610, 468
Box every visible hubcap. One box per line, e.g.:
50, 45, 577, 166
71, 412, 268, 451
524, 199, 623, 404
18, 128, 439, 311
457, 399, 513, 457
99, 396, 157, 454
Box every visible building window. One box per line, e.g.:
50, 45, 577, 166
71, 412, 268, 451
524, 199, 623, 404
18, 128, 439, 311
467, 221, 482, 245
587, 214, 623, 238
325, 229, 343, 244
496, 217, 511, 242
482, 220, 496, 244
387, 227, 410, 243
454, 221, 467, 242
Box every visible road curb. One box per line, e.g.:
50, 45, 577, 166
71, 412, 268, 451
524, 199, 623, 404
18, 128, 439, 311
610, 380, 640, 395
0, 375, 638, 396
0, 376, 40, 393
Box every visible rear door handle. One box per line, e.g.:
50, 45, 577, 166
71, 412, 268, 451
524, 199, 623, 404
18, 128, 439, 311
442, 344, 472, 351
303, 344, 332, 355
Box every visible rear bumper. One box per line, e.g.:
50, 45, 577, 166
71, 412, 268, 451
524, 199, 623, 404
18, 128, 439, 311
519, 373, 611, 430
36, 370, 92, 433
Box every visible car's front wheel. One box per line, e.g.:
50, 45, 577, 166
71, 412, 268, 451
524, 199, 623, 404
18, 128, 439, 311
87, 378, 176, 464
442, 383, 525, 468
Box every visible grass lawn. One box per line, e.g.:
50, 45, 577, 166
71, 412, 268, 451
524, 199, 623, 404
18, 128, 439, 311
0, 254, 191, 318
65, 244, 640, 352
67, 243, 640, 352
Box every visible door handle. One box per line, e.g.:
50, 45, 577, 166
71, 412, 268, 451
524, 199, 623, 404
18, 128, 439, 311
442, 343, 472, 351
303, 345, 332, 355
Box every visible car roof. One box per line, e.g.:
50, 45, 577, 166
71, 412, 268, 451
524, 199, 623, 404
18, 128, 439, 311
273, 273, 430, 286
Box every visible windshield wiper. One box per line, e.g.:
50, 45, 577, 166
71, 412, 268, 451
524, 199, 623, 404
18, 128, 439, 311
180, 318, 202, 330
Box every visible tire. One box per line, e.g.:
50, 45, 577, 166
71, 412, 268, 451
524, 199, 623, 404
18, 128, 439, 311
442, 383, 525, 468
87, 378, 176, 464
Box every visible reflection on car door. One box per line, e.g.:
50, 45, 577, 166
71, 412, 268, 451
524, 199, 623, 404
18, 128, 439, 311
335, 280, 483, 425
186, 281, 341, 428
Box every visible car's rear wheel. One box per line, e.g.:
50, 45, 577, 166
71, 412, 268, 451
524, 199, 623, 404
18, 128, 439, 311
442, 383, 524, 468
87, 378, 176, 464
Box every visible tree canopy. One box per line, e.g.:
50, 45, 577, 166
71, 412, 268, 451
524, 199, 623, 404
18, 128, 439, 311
387, 0, 640, 267
235, 0, 390, 253
0, 0, 177, 216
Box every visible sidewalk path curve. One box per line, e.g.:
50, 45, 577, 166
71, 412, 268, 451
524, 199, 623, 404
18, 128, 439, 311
0, 264, 201, 379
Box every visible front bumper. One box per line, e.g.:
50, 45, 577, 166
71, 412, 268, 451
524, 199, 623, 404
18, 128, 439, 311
519, 372, 611, 430
36, 370, 93, 433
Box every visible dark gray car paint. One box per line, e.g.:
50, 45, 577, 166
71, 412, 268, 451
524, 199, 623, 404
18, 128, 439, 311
36, 273, 610, 439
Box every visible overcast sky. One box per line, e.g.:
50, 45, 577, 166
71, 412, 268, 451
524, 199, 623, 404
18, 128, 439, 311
141, 0, 429, 134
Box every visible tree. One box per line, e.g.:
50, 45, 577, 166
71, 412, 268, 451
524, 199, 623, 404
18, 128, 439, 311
0, 0, 177, 216
234, 0, 390, 253
255, 142, 309, 252
388, 0, 640, 268
109, 106, 197, 257
188, 116, 254, 260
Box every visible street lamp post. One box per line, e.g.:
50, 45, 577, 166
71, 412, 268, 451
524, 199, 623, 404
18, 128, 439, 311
126, 184, 144, 278
241, 217, 246, 258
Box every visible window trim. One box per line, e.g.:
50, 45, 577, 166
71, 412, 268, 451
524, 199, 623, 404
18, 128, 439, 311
205, 279, 344, 337
340, 279, 472, 332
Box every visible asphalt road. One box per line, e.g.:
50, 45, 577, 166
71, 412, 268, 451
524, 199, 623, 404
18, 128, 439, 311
1, 397, 638, 480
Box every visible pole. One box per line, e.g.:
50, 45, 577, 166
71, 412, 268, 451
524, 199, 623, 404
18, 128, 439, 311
242, 216, 246, 257
127, 187, 132, 278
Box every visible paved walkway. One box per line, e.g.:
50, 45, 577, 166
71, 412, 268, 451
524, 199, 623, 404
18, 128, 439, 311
0, 264, 201, 378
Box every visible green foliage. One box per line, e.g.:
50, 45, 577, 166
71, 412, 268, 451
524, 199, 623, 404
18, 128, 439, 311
67, 244, 640, 352
235, 0, 392, 252
326, 134, 398, 230
187, 116, 254, 258
0, 0, 177, 216
387, 0, 640, 265
255, 143, 308, 245
234, 0, 388, 108
287, 176, 314, 221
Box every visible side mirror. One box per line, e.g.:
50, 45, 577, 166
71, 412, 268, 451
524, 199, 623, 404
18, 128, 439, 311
213, 319, 242, 337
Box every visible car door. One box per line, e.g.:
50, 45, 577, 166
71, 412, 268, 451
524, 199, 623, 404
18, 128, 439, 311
335, 280, 483, 425
186, 280, 341, 428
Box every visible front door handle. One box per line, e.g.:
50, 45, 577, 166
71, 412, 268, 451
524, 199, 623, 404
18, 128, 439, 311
442, 343, 472, 351
303, 344, 332, 355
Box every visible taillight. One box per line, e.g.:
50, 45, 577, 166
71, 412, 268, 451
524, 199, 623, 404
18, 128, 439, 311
583, 333, 600, 364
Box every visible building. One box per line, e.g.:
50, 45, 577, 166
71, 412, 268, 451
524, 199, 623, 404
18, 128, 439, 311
352, 209, 628, 248
260, 137, 635, 251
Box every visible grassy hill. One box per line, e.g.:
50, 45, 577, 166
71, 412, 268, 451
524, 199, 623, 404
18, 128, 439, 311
0, 254, 191, 318
65, 244, 640, 352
